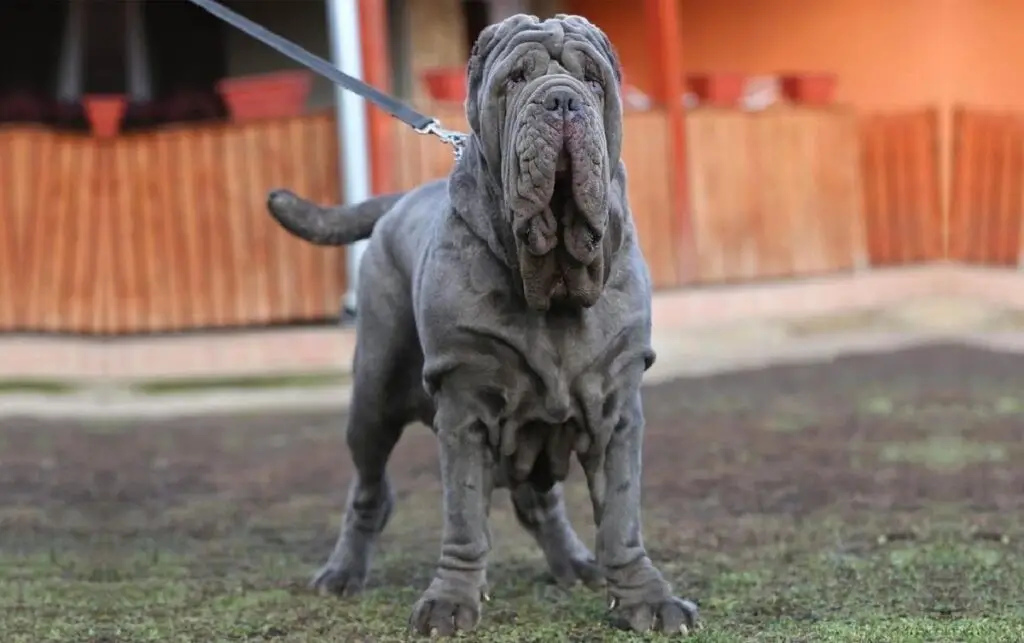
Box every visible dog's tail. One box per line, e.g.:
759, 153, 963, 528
266, 188, 407, 246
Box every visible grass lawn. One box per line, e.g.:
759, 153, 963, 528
2, 344, 1022, 642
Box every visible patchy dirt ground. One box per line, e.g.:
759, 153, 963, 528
1, 343, 1023, 642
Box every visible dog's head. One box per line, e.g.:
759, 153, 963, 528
451, 14, 627, 311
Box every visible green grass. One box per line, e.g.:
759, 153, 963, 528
0, 379, 81, 395
0, 371, 350, 400
3, 345, 1023, 641
3, 526, 1022, 642
881, 434, 1008, 471
128, 371, 349, 395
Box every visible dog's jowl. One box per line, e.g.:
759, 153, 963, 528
266, 13, 698, 637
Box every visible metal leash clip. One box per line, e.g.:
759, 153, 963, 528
415, 120, 469, 160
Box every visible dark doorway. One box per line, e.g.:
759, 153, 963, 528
144, 0, 228, 97
0, 0, 66, 124
128, 0, 229, 129
461, 0, 491, 57
83, 0, 127, 94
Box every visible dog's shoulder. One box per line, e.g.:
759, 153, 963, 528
377, 178, 450, 227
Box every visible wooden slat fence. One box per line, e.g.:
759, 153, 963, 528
6, 113, 345, 335
949, 107, 1024, 266
0, 126, 33, 332
859, 109, 943, 265
686, 106, 867, 283
0, 105, 958, 335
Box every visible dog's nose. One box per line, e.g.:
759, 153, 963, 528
544, 89, 578, 113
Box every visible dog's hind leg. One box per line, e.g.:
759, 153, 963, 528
311, 278, 424, 597
510, 482, 604, 590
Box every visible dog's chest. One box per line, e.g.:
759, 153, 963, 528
488, 309, 647, 429
480, 315, 650, 492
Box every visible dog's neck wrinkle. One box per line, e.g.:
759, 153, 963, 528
451, 138, 520, 273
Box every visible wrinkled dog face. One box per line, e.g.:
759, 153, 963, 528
466, 15, 624, 311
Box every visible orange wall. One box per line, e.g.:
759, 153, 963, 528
569, 0, 947, 111
568, 0, 1024, 112
677, 0, 948, 111
950, 0, 1024, 110
565, 0, 658, 97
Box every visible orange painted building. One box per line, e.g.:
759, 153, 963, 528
571, 0, 1024, 113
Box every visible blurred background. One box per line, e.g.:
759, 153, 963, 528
3, 0, 1024, 351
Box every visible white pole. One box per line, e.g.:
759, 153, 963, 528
325, 0, 372, 316
56, 0, 87, 101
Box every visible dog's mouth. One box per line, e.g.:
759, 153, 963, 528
551, 153, 574, 231
547, 151, 579, 304
556, 147, 570, 175
552, 148, 572, 206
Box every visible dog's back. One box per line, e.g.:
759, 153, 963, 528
361, 178, 451, 282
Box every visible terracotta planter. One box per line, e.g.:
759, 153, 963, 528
686, 73, 745, 107
83, 94, 127, 138
421, 67, 467, 102
779, 73, 837, 106
216, 70, 313, 122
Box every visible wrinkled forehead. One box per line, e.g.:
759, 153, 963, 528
487, 16, 614, 73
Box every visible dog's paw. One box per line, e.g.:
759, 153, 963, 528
408, 579, 485, 637
608, 594, 699, 635
310, 561, 367, 597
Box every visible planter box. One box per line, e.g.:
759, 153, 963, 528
779, 73, 837, 106
686, 73, 745, 107
421, 67, 467, 102
216, 70, 313, 122
83, 94, 127, 138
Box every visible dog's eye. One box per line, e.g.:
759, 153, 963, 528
584, 73, 603, 92
506, 69, 526, 88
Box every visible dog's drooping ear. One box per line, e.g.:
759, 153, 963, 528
465, 22, 503, 136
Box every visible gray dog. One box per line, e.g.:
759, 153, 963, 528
266, 13, 698, 637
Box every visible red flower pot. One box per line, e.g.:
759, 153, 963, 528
686, 73, 745, 107
421, 67, 468, 102
779, 73, 837, 106
216, 70, 313, 122
83, 94, 127, 138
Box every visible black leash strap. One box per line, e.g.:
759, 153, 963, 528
185, 0, 467, 158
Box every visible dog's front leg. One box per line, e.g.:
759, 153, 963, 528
409, 401, 493, 637
583, 394, 699, 636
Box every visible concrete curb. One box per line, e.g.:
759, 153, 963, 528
6, 330, 1024, 421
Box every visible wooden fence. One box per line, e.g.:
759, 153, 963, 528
1, 114, 345, 334
860, 109, 944, 265
686, 106, 867, 283
949, 107, 1024, 266
0, 104, 954, 334
0, 129, 26, 332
